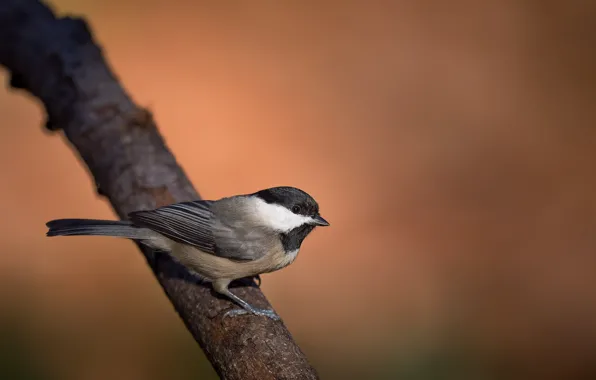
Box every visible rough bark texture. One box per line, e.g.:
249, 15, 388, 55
0, 1, 319, 379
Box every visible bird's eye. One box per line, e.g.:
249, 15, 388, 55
291, 205, 301, 214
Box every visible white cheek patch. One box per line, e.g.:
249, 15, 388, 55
252, 198, 313, 232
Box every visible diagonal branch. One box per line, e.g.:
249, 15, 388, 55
0, 1, 319, 379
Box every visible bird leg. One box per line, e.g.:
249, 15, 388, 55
212, 279, 279, 320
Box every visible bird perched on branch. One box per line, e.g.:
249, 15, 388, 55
46, 186, 329, 320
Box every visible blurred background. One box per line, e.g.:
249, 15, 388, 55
1, 0, 595, 379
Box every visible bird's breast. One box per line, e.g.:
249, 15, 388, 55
266, 248, 300, 272
170, 241, 299, 281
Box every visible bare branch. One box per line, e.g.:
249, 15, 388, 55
0, 1, 319, 379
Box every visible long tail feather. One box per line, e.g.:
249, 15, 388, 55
46, 219, 148, 239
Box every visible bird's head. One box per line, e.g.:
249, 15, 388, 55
251, 186, 329, 233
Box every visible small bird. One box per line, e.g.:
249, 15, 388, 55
46, 186, 329, 320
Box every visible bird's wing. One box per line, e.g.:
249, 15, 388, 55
207, 196, 276, 261
128, 200, 216, 254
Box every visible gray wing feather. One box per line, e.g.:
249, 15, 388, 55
129, 201, 216, 254
209, 197, 278, 261
129, 197, 276, 262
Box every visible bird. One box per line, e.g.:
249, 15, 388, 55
46, 186, 329, 320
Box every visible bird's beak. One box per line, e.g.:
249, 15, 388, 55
312, 215, 330, 226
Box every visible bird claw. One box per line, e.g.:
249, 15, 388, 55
223, 307, 280, 320
253, 275, 262, 287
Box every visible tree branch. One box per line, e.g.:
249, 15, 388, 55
0, 1, 319, 379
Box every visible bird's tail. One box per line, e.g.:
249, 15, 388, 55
46, 219, 149, 240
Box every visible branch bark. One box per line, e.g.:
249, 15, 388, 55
0, 1, 319, 379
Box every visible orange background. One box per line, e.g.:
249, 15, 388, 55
1, 1, 595, 379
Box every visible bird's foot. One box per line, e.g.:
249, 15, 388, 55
223, 307, 280, 320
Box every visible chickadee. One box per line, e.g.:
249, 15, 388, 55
46, 186, 329, 320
